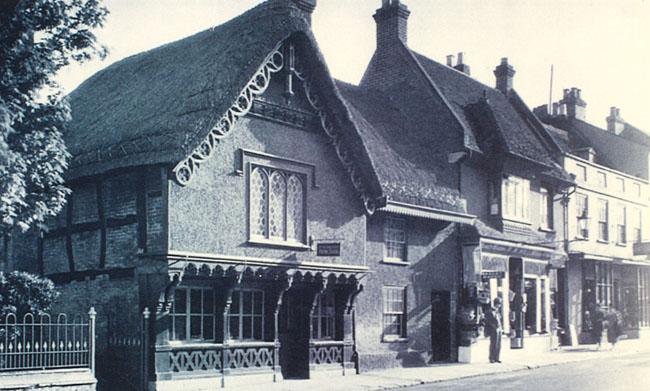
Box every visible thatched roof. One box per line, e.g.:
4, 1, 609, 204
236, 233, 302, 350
66, 1, 374, 187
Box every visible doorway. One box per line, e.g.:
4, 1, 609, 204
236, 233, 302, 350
430, 290, 451, 361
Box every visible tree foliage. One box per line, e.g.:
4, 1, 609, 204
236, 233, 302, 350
0, 271, 59, 316
0, 0, 108, 232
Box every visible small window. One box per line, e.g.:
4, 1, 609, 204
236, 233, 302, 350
633, 182, 642, 197
575, 193, 589, 238
596, 172, 607, 188
171, 288, 216, 341
382, 286, 407, 339
575, 164, 587, 182
616, 177, 625, 193
229, 289, 264, 341
311, 292, 335, 340
249, 165, 306, 245
616, 204, 627, 244
597, 199, 608, 242
384, 216, 407, 262
539, 186, 553, 229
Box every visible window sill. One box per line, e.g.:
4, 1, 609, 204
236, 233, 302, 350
616, 242, 628, 247
247, 238, 310, 251
382, 336, 408, 343
596, 239, 609, 244
538, 227, 556, 233
381, 259, 409, 266
573, 236, 589, 241
501, 217, 532, 226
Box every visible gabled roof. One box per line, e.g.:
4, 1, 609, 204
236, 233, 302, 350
543, 116, 649, 179
336, 81, 467, 213
410, 52, 563, 171
65, 0, 384, 209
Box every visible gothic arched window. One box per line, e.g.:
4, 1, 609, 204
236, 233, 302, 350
249, 165, 306, 245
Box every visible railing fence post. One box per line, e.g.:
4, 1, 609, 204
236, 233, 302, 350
88, 307, 96, 376
142, 307, 151, 391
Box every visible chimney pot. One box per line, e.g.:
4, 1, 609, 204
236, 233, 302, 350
494, 57, 515, 94
453, 51, 471, 75
607, 106, 625, 134
446, 55, 454, 67
559, 86, 587, 121
457, 52, 464, 65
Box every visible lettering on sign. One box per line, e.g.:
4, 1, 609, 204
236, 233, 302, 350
481, 271, 506, 281
316, 243, 341, 257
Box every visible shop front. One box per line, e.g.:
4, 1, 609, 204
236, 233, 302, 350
149, 256, 365, 390
459, 238, 565, 362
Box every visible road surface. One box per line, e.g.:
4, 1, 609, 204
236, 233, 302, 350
405, 351, 650, 391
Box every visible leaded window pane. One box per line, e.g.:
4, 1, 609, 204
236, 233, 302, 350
250, 168, 268, 237
287, 175, 304, 242
269, 172, 286, 240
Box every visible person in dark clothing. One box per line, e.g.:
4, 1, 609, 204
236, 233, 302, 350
485, 297, 503, 363
606, 307, 624, 349
590, 303, 605, 349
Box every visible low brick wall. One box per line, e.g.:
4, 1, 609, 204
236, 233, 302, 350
0, 369, 96, 390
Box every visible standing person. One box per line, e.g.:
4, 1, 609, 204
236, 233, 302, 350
590, 303, 605, 349
485, 297, 504, 363
606, 307, 623, 349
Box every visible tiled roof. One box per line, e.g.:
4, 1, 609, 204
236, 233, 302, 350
411, 52, 563, 171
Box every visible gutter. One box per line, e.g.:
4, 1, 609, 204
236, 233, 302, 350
379, 199, 476, 225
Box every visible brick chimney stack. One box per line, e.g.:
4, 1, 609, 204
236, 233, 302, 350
494, 58, 515, 94
606, 106, 625, 134
287, 0, 317, 23
373, 0, 411, 50
559, 87, 587, 121
453, 52, 471, 75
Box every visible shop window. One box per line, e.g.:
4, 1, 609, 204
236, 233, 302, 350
616, 204, 627, 244
597, 199, 608, 242
639, 269, 650, 327
501, 176, 530, 222
539, 186, 553, 230
575, 193, 589, 238
382, 286, 407, 339
596, 262, 613, 310
249, 166, 306, 245
311, 292, 335, 340
384, 216, 407, 262
171, 288, 216, 341
229, 289, 264, 341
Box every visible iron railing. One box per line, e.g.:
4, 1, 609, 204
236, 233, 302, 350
0, 308, 96, 373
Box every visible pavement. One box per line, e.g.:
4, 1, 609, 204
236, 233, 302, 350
232, 338, 650, 391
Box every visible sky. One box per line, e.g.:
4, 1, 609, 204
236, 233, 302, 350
56, 0, 650, 132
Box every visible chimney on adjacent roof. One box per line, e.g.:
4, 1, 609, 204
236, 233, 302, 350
606, 106, 625, 134
446, 54, 454, 67
373, 0, 410, 50
494, 57, 515, 94
453, 52, 471, 75
559, 87, 587, 121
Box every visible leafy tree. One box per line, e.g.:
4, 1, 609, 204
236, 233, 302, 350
0, 0, 108, 232
0, 271, 59, 317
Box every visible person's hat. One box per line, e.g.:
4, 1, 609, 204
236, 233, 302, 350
493, 297, 502, 305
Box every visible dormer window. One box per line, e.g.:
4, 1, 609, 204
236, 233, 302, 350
501, 176, 530, 222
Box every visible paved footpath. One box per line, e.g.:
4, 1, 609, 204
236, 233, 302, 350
232, 339, 650, 391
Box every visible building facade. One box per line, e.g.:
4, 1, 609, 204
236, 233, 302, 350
536, 90, 650, 343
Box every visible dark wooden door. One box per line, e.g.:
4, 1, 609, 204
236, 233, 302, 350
279, 288, 311, 379
430, 290, 451, 361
